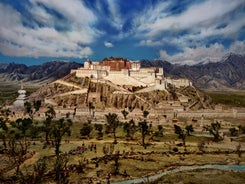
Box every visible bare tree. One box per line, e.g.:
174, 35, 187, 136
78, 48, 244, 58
51, 118, 72, 183
51, 118, 72, 157
7, 131, 30, 175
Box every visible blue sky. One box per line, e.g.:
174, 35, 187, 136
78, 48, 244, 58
0, 0, 245, 65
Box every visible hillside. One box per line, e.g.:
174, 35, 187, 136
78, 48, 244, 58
0, 61, 82, 105
29, 73, 213, 111
0, 61, 83, 84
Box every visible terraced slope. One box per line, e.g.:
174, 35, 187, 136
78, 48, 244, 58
29, 73, 213, 111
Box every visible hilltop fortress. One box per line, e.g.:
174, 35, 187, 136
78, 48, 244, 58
71, 57, 192, 91
27, 57, 215, 117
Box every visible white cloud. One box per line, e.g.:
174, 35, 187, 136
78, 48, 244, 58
104, 41, 114, 48
139, 39, 162, 47
134, 1, 169, 25
0, 1, 97, 58
159, 41, 245, 65
150, 0, 242, 34
30, 0, 96, 26
28, 4, 53, 26
136, 0, 245, 47
106, 0, 123, 30
229, 41, 245, 55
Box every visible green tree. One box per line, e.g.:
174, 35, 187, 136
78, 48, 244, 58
51, 118, 72, 157
54, 153, 69, 184
154, 124, 164, 138
238, 125, 245, 134
105, 113, 119, 144
34, 100, 42, 112
229, 127, 238, 136
19, 157, 47, 184
0, 108, 11, 121
42, 119, 52, 145
185, 124, 194, 136
49, 118, 72, 183
29, 122, 41, 140
204, 121, 222, 142
142, 110, 149, 119
24, 101, 32, 116
80, 122, 93, 138
13, 118, 33, 138
45, 106, 56, 119
121, 109, 129, 120
43, 106, 56, 144
0, 109, 11, 149
94, 123, 103, 140
113, 151, 120, 175
197, 141, 206, 153
174, 124, 187, 152
10, 117, 33, 161
123, 119, 136, 140
7, 127, 30, 175
0, 117, 8, 149
33, 157, 48, 183
139, 120, 149, 149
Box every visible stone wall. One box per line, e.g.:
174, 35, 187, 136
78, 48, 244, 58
166, 78, 192, 88
72, 69, 108, 79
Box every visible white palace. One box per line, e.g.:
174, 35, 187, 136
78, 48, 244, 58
71, 58, 192, 92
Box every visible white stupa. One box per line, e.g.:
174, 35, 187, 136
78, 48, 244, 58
13, 80, 27, 109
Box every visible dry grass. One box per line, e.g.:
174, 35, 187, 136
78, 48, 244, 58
1, 116, 245, 183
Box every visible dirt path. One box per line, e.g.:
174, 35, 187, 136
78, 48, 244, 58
53, 80, 82, 89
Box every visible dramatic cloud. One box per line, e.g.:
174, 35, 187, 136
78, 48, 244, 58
104, 41, 114, 48
135, 0, 245, 64
0, 0, 245, 64
137, 0, 244, 38
0, 1, 97, 58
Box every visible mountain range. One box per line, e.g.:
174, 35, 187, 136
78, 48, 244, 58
0, 61, 82, 85
0, 53, 244, 90
141, 53, 245, 90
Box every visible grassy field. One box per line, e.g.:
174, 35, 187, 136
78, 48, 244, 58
0, 81, 39, 105
1, 83, 245, 183
0, 82, 19, 105
1, 116, 244, 183
206, 90, 245, 107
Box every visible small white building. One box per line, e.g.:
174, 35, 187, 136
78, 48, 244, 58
13, 81, 27, 110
